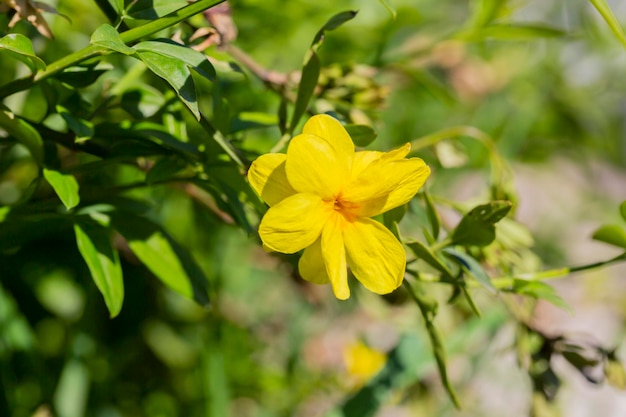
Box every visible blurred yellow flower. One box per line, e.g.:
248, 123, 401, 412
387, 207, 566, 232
248, 114, 430, 299
343, 340, 387, 386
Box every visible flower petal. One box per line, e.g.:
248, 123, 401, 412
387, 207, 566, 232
303, 114, 354, 158
350, 144, 411, 182
343, 218, 405, 295
286, 133, 352, 199
259, 193, 331, 253
343, 145, 430, 217
298, 236, 330, 284
321, 213, 349, 300
248, 153, 297, 206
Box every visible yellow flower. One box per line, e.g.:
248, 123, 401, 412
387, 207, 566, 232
343, 340, 387, 387
248, 114, 430, 299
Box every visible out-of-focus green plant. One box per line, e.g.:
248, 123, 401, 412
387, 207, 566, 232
1, 0, 626, 416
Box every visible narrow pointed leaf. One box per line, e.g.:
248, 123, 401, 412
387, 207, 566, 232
74, 221, 124, 318
443, 247, 496, 293
422, 191, 440, 240
289, 51, 320, 132
377, 0, 397, 19
588, 0, 626, 49
43, 169, 80, 210
406, 240, 454, 278
620, 201, 626, 222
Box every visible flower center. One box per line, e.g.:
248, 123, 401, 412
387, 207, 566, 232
332, 195, 359, 222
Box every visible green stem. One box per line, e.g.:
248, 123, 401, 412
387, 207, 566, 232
409, 125, 511, 192
588, 0, 626, 49
0, 0, 225, 99
403, 280, 461, 408
270, 132, 293, 153
414, 252, 626, 289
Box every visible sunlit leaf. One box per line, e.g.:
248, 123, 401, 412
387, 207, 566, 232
512, 279, 571, 311
43, 169, 80, 210
74, 220, 124, 318
126, 0, 189, 20
0, 109, 44, 166
90, 24, 136, 55
135, 50, 200, 119
134, 39, 216, 81
0, 33, 46, 73
592, 225, 626, 249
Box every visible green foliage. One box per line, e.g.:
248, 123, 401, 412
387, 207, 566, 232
1, 0, 626, 416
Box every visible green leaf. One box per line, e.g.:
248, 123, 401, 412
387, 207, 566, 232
56, 66, 111, 88
451, 200, 512, 246
126, 0, 189, 20
289, 51, 320, 132
469, 0, 507, 29
289, 10, 357, 132
0, 109, 44, 166
311, 10, 358, 48
57, 105, 94, 142
90, 24, 136, 55
112, 214, 210, 306
458, 24, 565, 41
135, 50, 200, 119
145, 156, 189, 185
422, 191, 440, 240
588, 0, 626, 49
121, 85, 165, 118
406, 240, 454, 279
377, 0, 397, 19
442, 247, 496, 293
0, 33, 46, 73
0, 206, 10, 222
74, 220, 124, 318
620, 201, 626, 222
592, 225, 626, 249
43, 169, 80, 210
134, 39, 216, 81
230, 112, 278, 133
344, 124, 378, 147
512, 279, 571, 311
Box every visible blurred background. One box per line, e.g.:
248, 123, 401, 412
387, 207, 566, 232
1, 0, 626, 416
